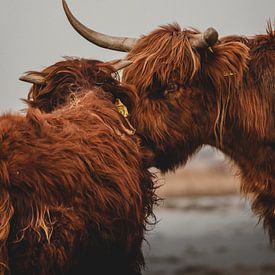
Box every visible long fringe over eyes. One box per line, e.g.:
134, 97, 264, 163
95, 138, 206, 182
123, 24, 201, 94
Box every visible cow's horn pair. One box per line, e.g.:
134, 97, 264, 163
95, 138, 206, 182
19, 60, 132, 85
62, 0, 219, 51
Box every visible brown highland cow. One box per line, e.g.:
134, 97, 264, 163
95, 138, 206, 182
61, 0, 274, 245
1, 59, 157, 275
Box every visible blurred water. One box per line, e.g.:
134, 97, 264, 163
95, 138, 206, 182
143, 195, 275, 275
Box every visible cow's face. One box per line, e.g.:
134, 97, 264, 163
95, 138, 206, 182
122, 25, 216, 171
127, 76, 211, 172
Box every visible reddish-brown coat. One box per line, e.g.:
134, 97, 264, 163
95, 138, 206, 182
123, 23, 275, 244
0, 59, 157, 275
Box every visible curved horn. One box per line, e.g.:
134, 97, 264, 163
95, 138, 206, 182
189, 27, 219, 49
62, 0, 138, 52
19, 74, 46, 85
111, 60, 133, 71
19, 60, 132, 85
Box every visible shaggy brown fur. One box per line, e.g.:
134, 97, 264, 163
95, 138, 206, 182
123, 23, 275, 244
0, 59, 157, 275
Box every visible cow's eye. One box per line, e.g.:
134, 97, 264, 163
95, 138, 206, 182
165, 83, 178, 93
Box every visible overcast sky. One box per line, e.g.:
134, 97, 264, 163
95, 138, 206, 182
0, 0, 274, 112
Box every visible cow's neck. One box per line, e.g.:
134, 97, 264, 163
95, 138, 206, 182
207, 104, 275, 244
207, 111, 274, 194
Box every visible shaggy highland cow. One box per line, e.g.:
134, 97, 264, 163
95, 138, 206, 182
60, 1, 275, 245
1, 59, 157, 275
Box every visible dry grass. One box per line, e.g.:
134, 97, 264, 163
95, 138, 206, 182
155, 160, 239, 198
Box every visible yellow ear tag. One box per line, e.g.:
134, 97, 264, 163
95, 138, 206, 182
115, 98, 129, 118
224, 71, 237, 77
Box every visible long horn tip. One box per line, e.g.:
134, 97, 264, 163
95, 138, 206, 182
204, 27, 219, 46
19, 75, 31, 83
61, 0, 136, 52
19, 74, 46, 85
62, 0, 71, 17
62, 0, 67, 8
